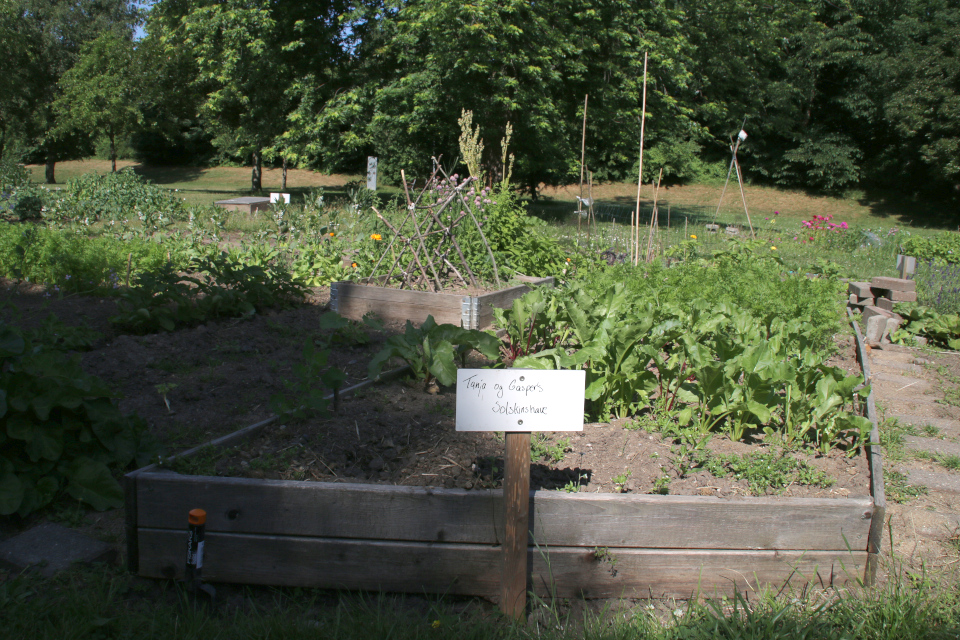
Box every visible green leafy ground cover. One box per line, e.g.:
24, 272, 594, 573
1, 561, 957, 640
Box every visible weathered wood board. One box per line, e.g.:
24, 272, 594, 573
136, 528, 866, 599
135, 473, 873, 551
329, 277, 553, 329
129, 471, 875, 597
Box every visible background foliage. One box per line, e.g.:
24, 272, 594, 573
3, 0, 959, 200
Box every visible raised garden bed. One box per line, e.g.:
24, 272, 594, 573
125, 319, 884, 599
330, 276, 553, 330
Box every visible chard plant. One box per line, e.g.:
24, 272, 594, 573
367, 316, 500, 390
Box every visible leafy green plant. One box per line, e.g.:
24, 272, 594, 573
651, 474, 671, 495
112, 253, 305, 334
531, 434, 569, 464
703, 451, 835, 494
367, 316, 500, 390
901, 233, 960, 264
41, 168, 187, 229
269, 340, 346, 422
0, 321, 155, 516
892, 303, 960, 350
0, 224, 173, 293
612, 470, 632, 493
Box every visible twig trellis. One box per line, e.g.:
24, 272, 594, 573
368, 159, 500, 292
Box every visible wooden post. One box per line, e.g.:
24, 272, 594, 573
501, 431, 531, 620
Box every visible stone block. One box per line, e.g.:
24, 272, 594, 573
871, 276, 915, 292
865, 315, 887, 343
0, 523, 115, 577
862, 305, 894, 322
848, 293, 858, 304
857, 297, 875, 306
877, 297, 894, 312
705, 224, 720, 233
887, 289, 918, 302
848, 281, 872, 297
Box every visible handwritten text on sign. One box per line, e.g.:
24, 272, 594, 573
455, 369, 585, 432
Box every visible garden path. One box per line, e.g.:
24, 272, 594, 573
869, 344, 960, 577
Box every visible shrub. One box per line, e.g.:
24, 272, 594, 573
901, 233, 960, 264
0, 321, 155, 516
42, 168, 187, 229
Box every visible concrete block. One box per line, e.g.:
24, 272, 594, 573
865, 314, 887, 343
857, 297, 875, 306
871, 276, 915, 292
848, 281, 872, 297
848, 293, 858, 304
0, 523, 115, 577
725, 226, 740, 235
881, 316, 903, 342
877, 297, 894, 312
705, 224, 720, 233
862, 305, 894, 322
887, 289, 918, 302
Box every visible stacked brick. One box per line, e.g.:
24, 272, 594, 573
847, 277, 916, 344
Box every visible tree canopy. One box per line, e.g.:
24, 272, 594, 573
4, 0, 959, 198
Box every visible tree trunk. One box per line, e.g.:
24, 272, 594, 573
110, 130, 117, 173
45, 154, 56, 184
251, 149, 262, 191
281, 157, 287, 191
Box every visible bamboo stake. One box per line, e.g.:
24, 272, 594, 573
435, 165, 500, 287
634, 53, 648, 266
733, 156, 756, 238
713, 117, 747, 224
578, 94, 588, 241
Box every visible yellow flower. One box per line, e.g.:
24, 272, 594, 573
371, 233, 382, 241
351, 262, 358, 268
431, 620, 441, 629
329, 232, 335, 237
770, 246, 777, 251
566, 258, 571, 262
690, 234, 697, 239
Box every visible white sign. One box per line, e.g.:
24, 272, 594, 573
269, 192, 290, 204
455, 369, 585, 432
366, 157, 378, 190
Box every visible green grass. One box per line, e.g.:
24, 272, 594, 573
1, 561, 958, 640
26, 159, 376, 207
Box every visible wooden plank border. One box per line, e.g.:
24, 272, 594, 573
136, 529, 867, 599
329, 278, 553, 329
135, 473, 873, 551
848, 308, 887, 585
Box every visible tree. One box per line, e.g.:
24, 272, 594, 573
294, 0, 706, 191
8, 0, 139, 182
53, 32, 141, 173
150, 0, 348, 191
